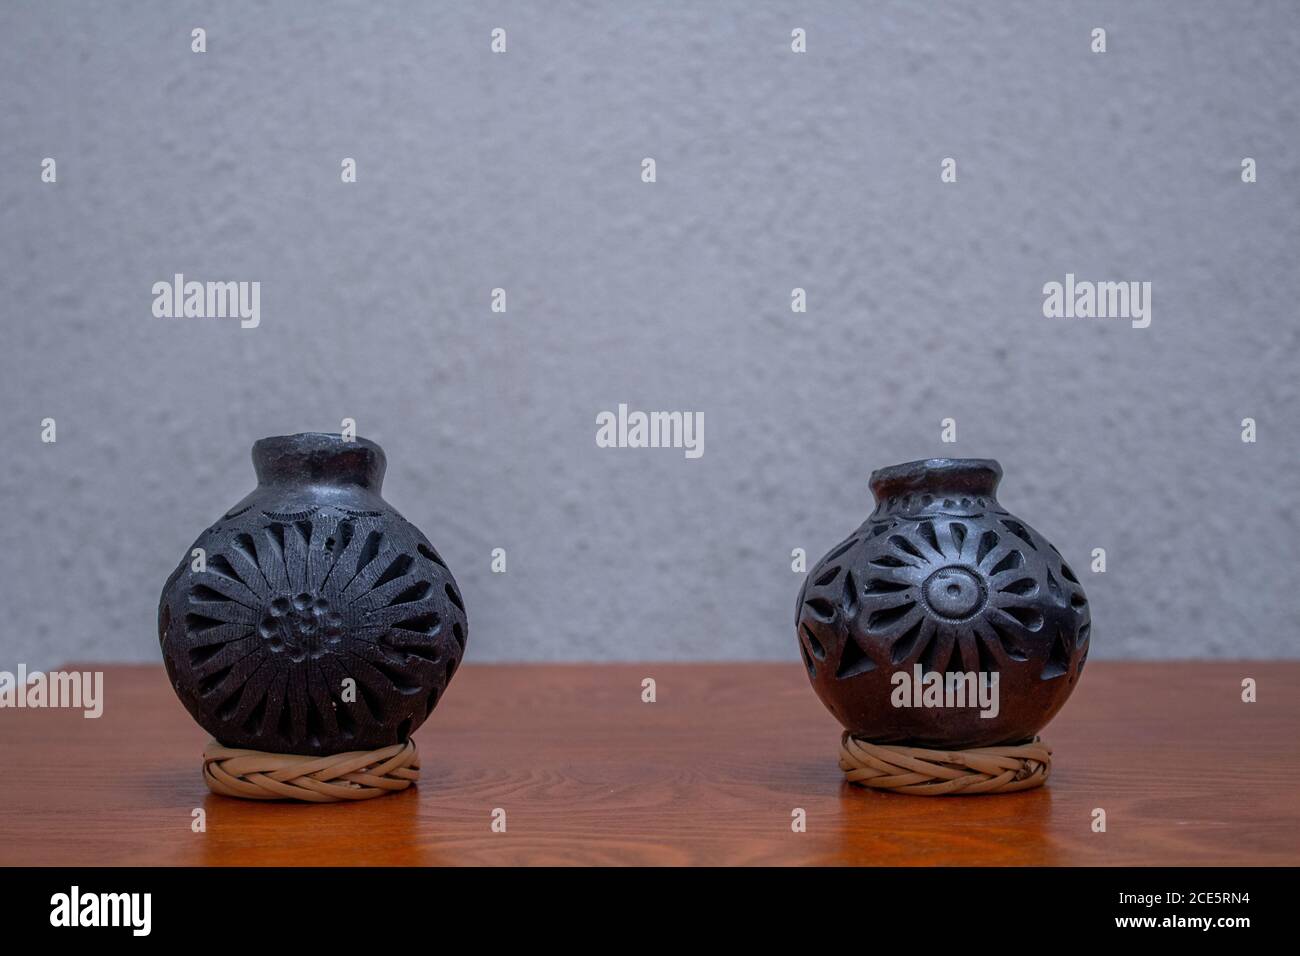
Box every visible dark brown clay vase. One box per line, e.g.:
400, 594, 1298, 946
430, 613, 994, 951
796, 459, 1090, 748
158, 433, 467, 756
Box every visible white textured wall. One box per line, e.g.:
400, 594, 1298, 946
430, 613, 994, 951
1, 1, 1297, 668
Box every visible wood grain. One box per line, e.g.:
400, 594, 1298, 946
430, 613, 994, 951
1, 662, 1296, 866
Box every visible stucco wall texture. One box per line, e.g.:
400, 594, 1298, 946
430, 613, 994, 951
1, 1, 1297, 669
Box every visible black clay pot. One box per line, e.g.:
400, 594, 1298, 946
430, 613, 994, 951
796, 459, 1090, 748
159, 433, 467, 756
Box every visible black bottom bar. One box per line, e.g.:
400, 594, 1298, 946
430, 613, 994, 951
0, 866, 1285, 940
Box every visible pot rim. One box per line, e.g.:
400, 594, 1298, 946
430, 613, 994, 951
868, 457, 1002, 500
251, 432, 387, 488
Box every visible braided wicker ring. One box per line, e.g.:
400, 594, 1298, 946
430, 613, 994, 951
202, 738, 419, 802
839, 733, 1051, 795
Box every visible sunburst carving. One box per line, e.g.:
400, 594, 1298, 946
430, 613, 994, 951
798, 514, 1088, 685
160, 509, 466, 754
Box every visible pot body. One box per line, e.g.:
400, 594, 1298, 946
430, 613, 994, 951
159, 433, 467, 755
797, 459, 1090, 748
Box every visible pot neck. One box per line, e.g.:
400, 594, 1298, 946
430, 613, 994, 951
251, 433, 386, 492
868, 458, 1002, 518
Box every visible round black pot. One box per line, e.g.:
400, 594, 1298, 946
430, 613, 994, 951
158, 433, 467, 756
796, 458, 1090, 749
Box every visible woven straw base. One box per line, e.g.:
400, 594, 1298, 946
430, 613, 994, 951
203, 738, 419, 802
839, 733, 1051, 795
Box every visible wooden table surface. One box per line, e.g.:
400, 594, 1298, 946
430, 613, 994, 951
1, 662, 1296, 866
